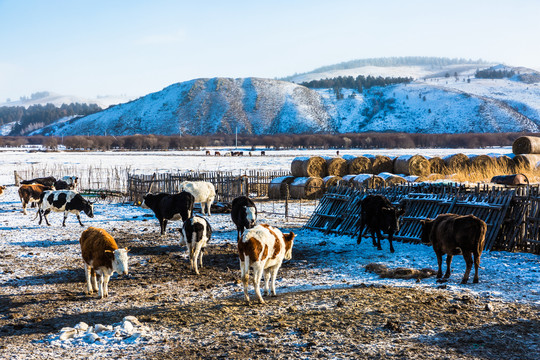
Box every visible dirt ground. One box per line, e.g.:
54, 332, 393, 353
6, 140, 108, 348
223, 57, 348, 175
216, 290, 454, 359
1, 230, 539, 359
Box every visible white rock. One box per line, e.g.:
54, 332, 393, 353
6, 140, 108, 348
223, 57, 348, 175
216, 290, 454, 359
123, 320, 134, 334
123, 315, 142, 326
60, 327, 75, 333
74, 322, 89, 331
59, 329, 78, 341
94, 324, 113, 333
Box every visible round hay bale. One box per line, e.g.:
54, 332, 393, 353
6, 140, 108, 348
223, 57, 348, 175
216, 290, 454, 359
290, 156, 327, 178
512, 136, 540, 154
378, 172, 407, 186
326, 157, 348, 176
342, 155, 372, 174
513, 154, 540, 170
268, 176, 295, 199
351, 174, 384, 189
403, 175, 422, 182
393, 155, 430, 176
364, 154, 394, 174
443, 153, 470, 170
323, 175, 342, 188
492, 154, 515, 172
469, 154, 496, 169
289, 177, 324, 199
338, 174, 357, 187
428, 156, 448, 174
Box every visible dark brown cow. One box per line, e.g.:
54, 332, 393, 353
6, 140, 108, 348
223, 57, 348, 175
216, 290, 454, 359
18, 184, 54, 215
420, 213, 487, 284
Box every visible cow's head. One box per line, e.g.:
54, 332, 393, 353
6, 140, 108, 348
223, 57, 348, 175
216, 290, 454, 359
141, 193, 153, 209
83, 199, 94, 218
381, 206, 405, 234
245, 206, 257, 229
419, 218, 434, 244
283, 231, 295, 260
106, 248, 129, 275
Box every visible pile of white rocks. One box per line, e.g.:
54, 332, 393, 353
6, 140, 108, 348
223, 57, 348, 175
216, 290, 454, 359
46, 316, 152, 347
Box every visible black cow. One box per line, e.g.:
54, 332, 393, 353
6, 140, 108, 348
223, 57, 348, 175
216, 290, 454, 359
420, 213, 487, 284
141, 191, 194, 235
21, 176, 57, 187
231, 196, 257, 242
357, 194, 405, 253
53, 179, 74, 190
37, 190, 94, 226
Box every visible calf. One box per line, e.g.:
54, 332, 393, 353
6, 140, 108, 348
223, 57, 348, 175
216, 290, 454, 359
79, 227, 129, 298
357, 194, 405, 253
18, 184, 54, 215
420, 213, 487, 284
37, 190, 94, 226
178, 181, 216, 216
231, 196, 257, 241
179, 216, 212, 275
21, 176, 56, 187
141, 191, 194, 235
238, 224, 295, 303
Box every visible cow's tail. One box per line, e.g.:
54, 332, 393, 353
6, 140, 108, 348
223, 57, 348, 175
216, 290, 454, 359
476, 219, 488, 253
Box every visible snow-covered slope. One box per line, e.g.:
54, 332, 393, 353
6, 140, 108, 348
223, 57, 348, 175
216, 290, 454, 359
32, 69, 540, 136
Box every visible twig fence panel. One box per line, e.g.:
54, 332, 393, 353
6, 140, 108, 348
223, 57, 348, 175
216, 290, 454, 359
304, 183, 540, 254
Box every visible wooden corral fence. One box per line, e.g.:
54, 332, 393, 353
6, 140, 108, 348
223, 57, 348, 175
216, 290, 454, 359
128, 170, 290, 204
304, 183, 540, 254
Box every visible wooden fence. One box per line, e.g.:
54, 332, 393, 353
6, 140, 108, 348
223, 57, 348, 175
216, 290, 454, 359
304, 183, 540, 254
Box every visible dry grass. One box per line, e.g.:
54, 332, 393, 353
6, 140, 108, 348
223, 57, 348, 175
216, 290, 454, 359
427, 162, 540, 183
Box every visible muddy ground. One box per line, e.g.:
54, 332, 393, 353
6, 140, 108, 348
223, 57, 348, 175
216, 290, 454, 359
1, 230, 539, 359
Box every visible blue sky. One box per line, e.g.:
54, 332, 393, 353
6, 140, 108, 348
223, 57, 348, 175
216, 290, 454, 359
1, 0, 539, 101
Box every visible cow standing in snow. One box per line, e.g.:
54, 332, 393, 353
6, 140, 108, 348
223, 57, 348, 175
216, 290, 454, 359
238, 224, 295, 303
36, 190, 94, 226
231, 196, 257, 241
179, 216, 212, 275
178, 181, 216, 216
18, 184, 54, 215
79, 227, 129, 298
141, 191, 194, 235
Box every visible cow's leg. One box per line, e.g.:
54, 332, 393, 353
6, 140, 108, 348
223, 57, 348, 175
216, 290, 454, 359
62, 212, 68, 227
388, 233, 395, 253
76, 213, 84, 226
252, 263, 265, 304
97, 273, 104, 299
43, 209, 51, 226
375, 230, 383, 251
270, 264, 280, 297
461, 251, 473, 284
159, 219, 167, 236
436, 252, 443, 278
192, 243, 202, 275
240, 260, 250, 302
84, 264, 93, 294
22, 201, 28, 215
263, 268, 272, 296
199, 248, 204, 268
102, 273, 111, 298
473, 252, 481, 284
207, 201, 211, 216
91, 268, 98, 292
444, 254, 453, 279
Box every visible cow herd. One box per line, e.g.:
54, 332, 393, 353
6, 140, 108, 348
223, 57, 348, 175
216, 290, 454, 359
11, 175, 488, 303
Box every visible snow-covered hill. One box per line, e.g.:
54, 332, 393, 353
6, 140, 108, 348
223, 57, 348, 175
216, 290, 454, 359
30, 66, 540, 136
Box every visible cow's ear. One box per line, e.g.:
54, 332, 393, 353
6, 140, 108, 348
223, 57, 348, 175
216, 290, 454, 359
104, 250, 115, 259
125, 247, 130, 252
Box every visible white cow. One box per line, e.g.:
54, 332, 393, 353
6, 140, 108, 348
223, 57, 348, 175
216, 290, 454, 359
238, 224, 295, 303
178, 181, 216, 216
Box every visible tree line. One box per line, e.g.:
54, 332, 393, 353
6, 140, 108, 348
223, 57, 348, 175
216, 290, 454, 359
475, 68, 516, 79
0, 132, 528, 151
301, 75, 412, 94
0, 103, 102, 135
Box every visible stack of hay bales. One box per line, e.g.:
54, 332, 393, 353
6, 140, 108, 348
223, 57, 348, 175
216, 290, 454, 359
394, 155, 430, 176
289, 177, 324, 199
342, 154, 373, 174
490, 154, 515, 172
268, 176, 295, 199
323, 175, 342, 188
351, 174, 384, 189
443, 153, 470, 171
427, 156, 448, 174
364, 154, 394, 174
469, 154, 496, 169
378, 172, 407, 186
512, 136, 540, 171
291, 156, 327, 178
325, 157, 348, 176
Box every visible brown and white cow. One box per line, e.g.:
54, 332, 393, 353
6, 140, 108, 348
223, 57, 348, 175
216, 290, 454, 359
18, 184, 54, 215
238, 224, 295, 303
79, 227, 129, 299
420, 213, 487, 284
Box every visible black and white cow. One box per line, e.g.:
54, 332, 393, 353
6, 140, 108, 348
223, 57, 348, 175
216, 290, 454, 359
36, 190, 94, 226
141, 191, 194, 235
357, 194, 405, 253
231, 196, 257, 242
179, 216, 212, 275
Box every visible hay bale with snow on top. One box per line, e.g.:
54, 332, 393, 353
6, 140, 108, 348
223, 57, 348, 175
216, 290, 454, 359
326, 157, 348, 177
427, 156, 448, 174
323, 175, 342, 188
513, 154, 540, 170
343, 155, 372, 174
491, 154, 515, 172
512, 136, 540, 154
364, 154, 394, 174
378, 172, 407, 186
268, 176, 295, 199
289, 177, 325, 199
468, 154, 496, 169
393, 155, 430, 176
351, 174, 384, 189
338, 174, 357, 187
291, 156, 327, 178
443, 153, 470, 170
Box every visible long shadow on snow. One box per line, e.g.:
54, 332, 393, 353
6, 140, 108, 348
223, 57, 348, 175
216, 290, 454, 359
1, 268, 82, 288
10, 239, 79, 247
